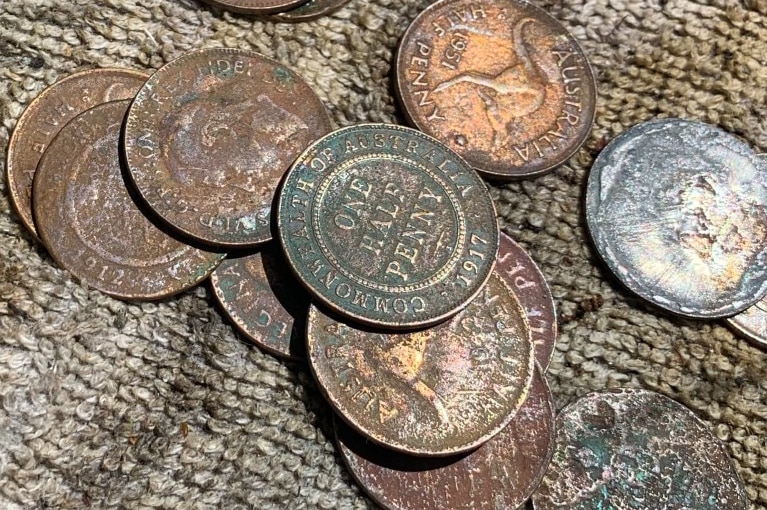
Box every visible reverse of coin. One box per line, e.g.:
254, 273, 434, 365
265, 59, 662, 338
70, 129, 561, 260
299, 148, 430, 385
277, 123, 499, 329
210, 243, 310, 359
336, 366, 554, 510
532, 388, 749, 510
6, 67, 149, 240
585, 118, 767, 318
307, 272, 533, 456
124, 47, 332, 249
270, 0, 350, 22
725, 297, 767, 348
395, 0, 596, 180
33, 100, 224, 300
498, 231, 557, 371
200, 0, 309, 14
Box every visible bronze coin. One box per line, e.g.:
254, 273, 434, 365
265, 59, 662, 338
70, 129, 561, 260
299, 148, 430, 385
336, 365, 555, 510
123, 47, 332, 249
307, 271, 534, 456
269, 0, 350, 22
200, 0, 309, 14
725, 296, 767, 348
498, 231, 557, 371
395, 0, 596, 180
210, 243, 310, 359
532, 388, 749, 510
32, 100, 224, 300
277, 123, 499, 330
6, 67, 149, 241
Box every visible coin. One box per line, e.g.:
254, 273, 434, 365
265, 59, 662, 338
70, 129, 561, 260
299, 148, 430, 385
336, 365, 554, 510
277, 123, 499, 329
123, 47, 332, 249
210, 243, 310, 359
200, 0, 309, 14
531, 388, 749, 510
269, 0, 350, 22
395, 0, 596, 180
498, 231, 557, 371
6, 67, 149, 241
725, 297, 767, 348
32, 100, 224, 300
585, 118, 767, 319
307, 271, 533, 456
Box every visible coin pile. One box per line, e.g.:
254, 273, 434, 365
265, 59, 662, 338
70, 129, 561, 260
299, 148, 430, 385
200, 0, 351, 22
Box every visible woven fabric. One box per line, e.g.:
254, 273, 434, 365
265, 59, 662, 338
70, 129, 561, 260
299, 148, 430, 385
1, 0, 767, 508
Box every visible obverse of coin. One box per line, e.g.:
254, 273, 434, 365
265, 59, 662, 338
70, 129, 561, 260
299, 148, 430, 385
585, 118, 767, 318
124, 47, 332, 249
6, 67, 149, 240
33, 100, 224, 300
498, 231, 557, 371
277, 123, 499, 329
307, 272, 533, 456
725, 297, 767, 348
531, 388, 749, 510
200, 0, 308, 14
336, 366, 554, 510
395, 0, 596, 180
269, 0, 350, 22
210, 243, 310, 359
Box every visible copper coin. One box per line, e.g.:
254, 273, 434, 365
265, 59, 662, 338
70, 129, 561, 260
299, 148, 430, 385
32, 100, 224, 300
210, 243, 310, 359
532, 388, 748, 509
200, 0, 309, 14
6, 67, 149, 241
269, 0, 350, 22
725, 296, 767, 348
336, 365, 555, 510
585, 118, 767, 318
123, 47, 332, 249
498, 231, 557, 371
395, 0, 596, 180
277, 123, 499, 329
307, 271, 534, 456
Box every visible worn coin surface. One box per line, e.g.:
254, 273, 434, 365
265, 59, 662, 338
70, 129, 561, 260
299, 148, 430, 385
200, 0, 308, 14
124, 47, 332, 249
336, 365, 554, 510
395, 0, 596, 180
307, 271, 533, 456
269, 0, 350, 21
531, 388, 749, 510
33, 100, 224, 300
725, 297, 767, 348
210, 243, 310, 359
498, 231, 557, 371
585, 118, 767, 318
277, 123, 499, 329
7, 67, 149, 240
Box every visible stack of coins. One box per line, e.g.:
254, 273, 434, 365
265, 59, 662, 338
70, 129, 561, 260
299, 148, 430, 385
199, 0, 351, 22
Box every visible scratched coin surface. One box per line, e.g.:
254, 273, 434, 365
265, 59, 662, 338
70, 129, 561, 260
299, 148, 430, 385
498, 231, 557, 371
585, 118, 767, 318
395, 0, 596, 180
200, 0, 308, 14
277, 123, 499, 329
210, 243, 310, 359
6, 67, 149, 240
336, 365, 554, 510
270, 0, 350, 21
32, 100, 224, 300
124, 47, 332, 249
307, 271, 533, 456
725, 297, 767, 348
531, 388, 749, 510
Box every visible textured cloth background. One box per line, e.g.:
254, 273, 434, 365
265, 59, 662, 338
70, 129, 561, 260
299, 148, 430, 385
1, 0, 767, 508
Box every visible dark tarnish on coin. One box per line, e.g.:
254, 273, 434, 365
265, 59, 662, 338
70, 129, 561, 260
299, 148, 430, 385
6, 67, 149, 240
32, 100, 224, 300
277, 124, 499, 329
395, 0, 596, 180
123, 47, 332, 249
725, 297, 767, 348
307, 272, 534, 456
210, 243, 310, 359
200, 0, 309, 14
531, 388, 749, 510
585, 118, 767, 318
270, 0, 350, 22
498, 231, 557, 371
336, 366, 555, 510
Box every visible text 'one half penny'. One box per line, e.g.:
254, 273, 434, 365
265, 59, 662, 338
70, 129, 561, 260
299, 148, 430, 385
307, 271, 534, 456
396, 0, 596, 180
7, 67, 149, 240
123, 47, 332, 249
277, 123, 499, 329
33, 100, 224, 300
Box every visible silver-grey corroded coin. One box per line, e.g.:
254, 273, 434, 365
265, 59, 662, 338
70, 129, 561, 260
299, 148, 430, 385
585, 118, 767, 318
725, 296, 767, 348
532, 388, 748, 510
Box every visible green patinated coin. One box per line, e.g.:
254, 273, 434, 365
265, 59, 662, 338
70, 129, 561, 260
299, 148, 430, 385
532, 388, 748, 510
276, 123, 499, 329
